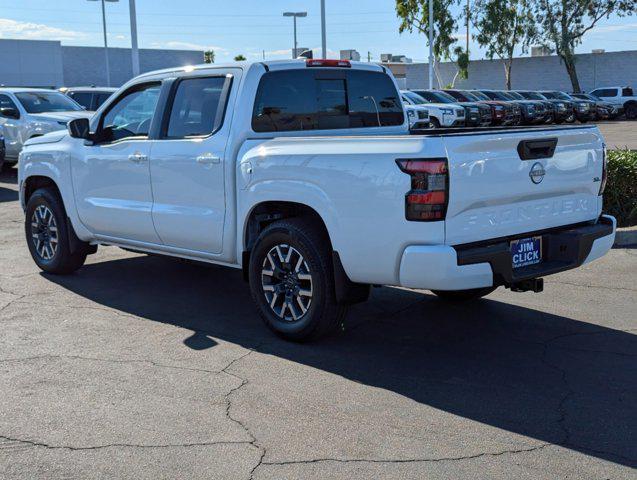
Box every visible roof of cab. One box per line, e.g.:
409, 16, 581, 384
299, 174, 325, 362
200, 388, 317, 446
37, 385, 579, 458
135, 59, 386, 81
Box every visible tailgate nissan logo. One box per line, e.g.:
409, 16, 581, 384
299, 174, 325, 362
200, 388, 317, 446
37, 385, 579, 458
529, 162, 546, 184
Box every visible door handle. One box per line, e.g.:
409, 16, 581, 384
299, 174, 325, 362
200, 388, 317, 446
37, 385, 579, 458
196, 153, 221, 165
128, 152, 148, 163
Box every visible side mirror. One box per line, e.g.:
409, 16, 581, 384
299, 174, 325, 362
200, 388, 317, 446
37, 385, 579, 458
68, 118, 91, 139
0, 107, 20, 119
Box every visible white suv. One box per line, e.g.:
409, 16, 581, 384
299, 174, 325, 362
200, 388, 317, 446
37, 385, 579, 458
588, 86, 637, 119
0, 88, 92, 166
402, 90, 465, 128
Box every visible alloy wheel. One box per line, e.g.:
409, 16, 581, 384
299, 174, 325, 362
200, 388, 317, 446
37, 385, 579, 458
31, 205, 59, 261
261, 244, 313, 322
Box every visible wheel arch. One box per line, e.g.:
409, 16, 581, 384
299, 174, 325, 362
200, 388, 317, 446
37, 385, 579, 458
240, 200, 368, 304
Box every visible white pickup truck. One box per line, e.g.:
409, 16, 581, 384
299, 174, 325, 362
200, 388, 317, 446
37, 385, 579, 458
588, 86, 637, 119
18, 59, 616, 341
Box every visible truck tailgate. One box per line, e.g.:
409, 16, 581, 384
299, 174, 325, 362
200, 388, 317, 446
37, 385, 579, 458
443, 126, 604, 245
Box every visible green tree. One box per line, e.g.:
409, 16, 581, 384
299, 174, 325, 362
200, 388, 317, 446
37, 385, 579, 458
396, 0, 466, 84
204, 50, 215, 64
234, 54, 247, 61
473, 0, 536, 89
534, 0, 637, 92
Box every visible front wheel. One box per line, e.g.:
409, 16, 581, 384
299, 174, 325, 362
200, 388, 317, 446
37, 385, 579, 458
25, 188, 87, 274
429, 117, 441, 129
248, 218, 347, 342
625, 103, 637, 120
431, 287, 497, 302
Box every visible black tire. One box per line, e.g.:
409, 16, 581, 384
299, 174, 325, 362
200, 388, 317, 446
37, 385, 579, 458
25, 188, 87, 274
626, 103, 637, 120
431, 287, 497, 302
429, 117, 441, 129
248, 217, 347, 342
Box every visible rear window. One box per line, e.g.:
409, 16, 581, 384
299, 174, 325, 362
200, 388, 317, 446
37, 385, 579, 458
252, 69, 403, 132
68, 91, 93, 110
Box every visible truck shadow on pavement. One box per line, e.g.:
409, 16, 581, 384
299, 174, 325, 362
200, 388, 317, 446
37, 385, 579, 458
0, 168, 18, 203
45, 254, 636, 468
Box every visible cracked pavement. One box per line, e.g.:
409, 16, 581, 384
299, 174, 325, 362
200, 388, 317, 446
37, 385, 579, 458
0, 167, 635, 479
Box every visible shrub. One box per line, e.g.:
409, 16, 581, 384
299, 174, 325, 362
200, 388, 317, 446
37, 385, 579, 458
604, 149, 637, 227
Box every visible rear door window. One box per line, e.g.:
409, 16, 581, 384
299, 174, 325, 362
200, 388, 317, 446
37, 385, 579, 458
622, 87, 633, 97
252, 69, 403, 132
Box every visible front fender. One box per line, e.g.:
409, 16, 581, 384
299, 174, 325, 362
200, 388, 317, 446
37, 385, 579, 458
19, 146, 92, 242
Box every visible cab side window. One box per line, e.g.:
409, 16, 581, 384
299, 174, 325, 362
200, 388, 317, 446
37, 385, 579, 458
591, 89, 617, 98
165, 77, 228, 138
101, 83, 161, 142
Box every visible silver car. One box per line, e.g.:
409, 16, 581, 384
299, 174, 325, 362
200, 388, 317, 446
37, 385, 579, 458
0, 88, 93, 166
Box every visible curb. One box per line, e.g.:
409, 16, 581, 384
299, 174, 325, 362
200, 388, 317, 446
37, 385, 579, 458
614, 226, 637, 247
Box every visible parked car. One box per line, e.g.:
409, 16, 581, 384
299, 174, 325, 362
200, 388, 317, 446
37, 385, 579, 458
540, 91, 593, 123
61, 86, 117, 111
467, 90, 516, 125
515, 91, 570, 124
571, 92, 623, 120
439, 89, 493, 126
503, 91, 551, 124
588, 86, 637, 119
0, 88, 93, 166
18, 59, 616, 342
403, 103, 430, 129
406, 90, 466, 127
478, 90, 542, 125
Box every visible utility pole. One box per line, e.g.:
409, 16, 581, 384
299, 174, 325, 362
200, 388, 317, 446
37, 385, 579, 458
428, 0, 434, 89
367, 51, 371, 62
320, 0, 327, 58
129, 0, 140, 77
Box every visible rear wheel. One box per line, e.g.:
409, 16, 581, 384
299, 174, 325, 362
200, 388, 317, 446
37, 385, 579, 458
248, 218, 347, 342
431, 287, 497, 302
25, 188, 87, 274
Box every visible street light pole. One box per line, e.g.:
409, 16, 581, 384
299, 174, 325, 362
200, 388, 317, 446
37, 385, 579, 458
88, 0, 119, 87
283, 12, 307, 58
100, 0, 111, 87
320, 0, 326, 58
129, 0, 140, 77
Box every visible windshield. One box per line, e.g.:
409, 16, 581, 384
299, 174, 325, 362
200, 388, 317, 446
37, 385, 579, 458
460, 91, 480, 101
470, 91, 490, 101
403, 91, 427, 105
506, 91, 525, 100
518, 91, 547, 100
412, 90, 456, 104
15, 92, 83, 113
540, 91, 557, 99
553, 92, 573, 100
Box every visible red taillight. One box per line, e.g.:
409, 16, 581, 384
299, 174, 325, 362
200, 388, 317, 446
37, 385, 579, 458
599, 143, 607, 195
306, 59, 351, 68
396, 159, 449, 221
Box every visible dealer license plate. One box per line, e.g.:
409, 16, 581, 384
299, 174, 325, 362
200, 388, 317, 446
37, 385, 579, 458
511, 236, 542, 269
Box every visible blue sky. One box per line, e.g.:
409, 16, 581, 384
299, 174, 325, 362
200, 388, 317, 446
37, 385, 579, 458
1, 0, 636, 63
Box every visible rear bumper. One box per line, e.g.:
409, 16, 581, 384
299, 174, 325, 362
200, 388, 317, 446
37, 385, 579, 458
398, 215, 616, 291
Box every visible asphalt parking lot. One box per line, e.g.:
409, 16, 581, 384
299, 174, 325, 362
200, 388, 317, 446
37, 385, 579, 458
0, 158, 635, 479
597, 120, 637, 150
